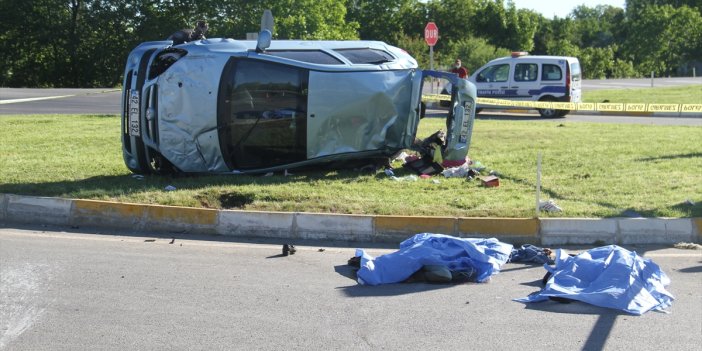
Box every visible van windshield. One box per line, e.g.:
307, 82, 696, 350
570, 62, 581, 81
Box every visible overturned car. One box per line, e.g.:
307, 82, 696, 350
121, 26, 477, 174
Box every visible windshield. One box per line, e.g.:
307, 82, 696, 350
218, 58, 308, 170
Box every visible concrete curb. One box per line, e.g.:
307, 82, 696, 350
1, 194, 699, 245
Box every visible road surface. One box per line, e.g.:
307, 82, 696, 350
1, 225, 700, 350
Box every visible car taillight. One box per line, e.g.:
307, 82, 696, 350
565, 65, 571, 101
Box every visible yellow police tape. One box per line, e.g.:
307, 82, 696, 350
422, 94, 702, 113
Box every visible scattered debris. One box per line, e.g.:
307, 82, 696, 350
393, 151, 410, 162
509, 245, 554, 264
131, 174, 145, 180
384, 168, 395, 177
284, 169, 293, 176
164, 185, 176, 191
480, 175, 500, 187
539, 199, 562, 212
683, 199, 696, 206
318, 248, 325, 252
263, 172, 274, 177
431, 179, 441, 184
391, 175, 418, 182
622, 210, 643, 218
420, 174, 432, 179
169, 238, 175, 244
674, 242, 701, 250
442, 163, 471, 178
282, 244, 296, 256
144, 239, 156, 242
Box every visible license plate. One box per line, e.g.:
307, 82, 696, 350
128, 90, 140, 137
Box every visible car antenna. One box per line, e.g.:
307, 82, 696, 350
256, 10, 274, 53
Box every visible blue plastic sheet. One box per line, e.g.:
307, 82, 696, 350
515, 245, 674, 315
355, 233, 513, 286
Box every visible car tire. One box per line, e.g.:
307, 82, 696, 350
538, 96, 559, 118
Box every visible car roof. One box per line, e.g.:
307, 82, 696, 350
484, 55, 579, 65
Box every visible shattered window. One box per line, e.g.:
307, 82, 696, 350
333, 48, 394, 64
265, 50, 343, 65
218, 59, 308, 170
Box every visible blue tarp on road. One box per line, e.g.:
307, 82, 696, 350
515, 245, 674, 315
355, 233, 513, 286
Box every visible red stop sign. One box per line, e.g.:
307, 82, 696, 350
424, 22, 439, 46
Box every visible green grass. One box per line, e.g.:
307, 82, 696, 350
1, 114, 700, 218
583, 84, 702, 104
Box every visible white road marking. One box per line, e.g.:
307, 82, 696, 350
0, 95, 75, 105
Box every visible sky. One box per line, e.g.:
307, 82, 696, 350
510, 0, 627, 18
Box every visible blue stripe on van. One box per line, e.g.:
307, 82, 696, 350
528, 86, 566, 95
477, 85, 567, 99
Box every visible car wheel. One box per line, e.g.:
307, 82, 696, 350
538, 97, 558, 118
146, 148, 177, 174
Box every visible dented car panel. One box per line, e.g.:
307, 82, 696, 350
307, 69, 420, 159
121, 38, 477, 175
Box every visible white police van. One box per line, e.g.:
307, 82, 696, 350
469, 52, 582, 117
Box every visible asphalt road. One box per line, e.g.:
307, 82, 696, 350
2, 77, 701, 122
1, 225, 701, 351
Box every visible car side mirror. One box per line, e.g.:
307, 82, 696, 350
256, 29, 271, 53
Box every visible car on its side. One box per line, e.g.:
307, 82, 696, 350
468, 52, 582, 117
121, 28, 477, 174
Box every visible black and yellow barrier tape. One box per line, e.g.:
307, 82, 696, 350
422, 94, 702, 113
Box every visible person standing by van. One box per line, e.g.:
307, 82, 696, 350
450, 59, 469, 79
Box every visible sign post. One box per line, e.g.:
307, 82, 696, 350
424, 22, 439, 93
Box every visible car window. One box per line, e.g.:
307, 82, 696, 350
541, 64, 562, 81
570, 62, 582, 81
333, 48, 394, 64
265, 50, 343, 65
218, 59, 308, 170
514, 63, 538, 82
476, 64, 509, 83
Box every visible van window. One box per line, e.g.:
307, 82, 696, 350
476, 64, 510, 83
570, 62, 582, 81
218, 59, 308, 170
514, 63, 538, 82
541, 64, 562, 81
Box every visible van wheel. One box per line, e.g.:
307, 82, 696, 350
538, 97, 559, 118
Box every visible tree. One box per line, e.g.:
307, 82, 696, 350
622, 4, 702, 76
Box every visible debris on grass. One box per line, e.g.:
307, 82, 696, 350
673, 242, 701, 250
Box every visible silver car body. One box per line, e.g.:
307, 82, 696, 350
121, 38, 476, 174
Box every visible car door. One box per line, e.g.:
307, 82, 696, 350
510, 61, 540, 101
306, 69, 420, 159
473, 63, 511, 98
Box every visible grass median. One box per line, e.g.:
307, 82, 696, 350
1, 114, 700, 218
583, 84, 702, 104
